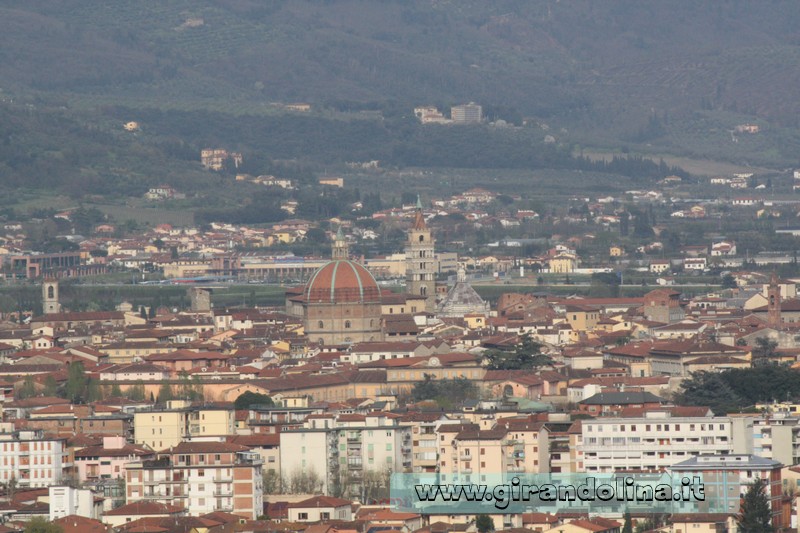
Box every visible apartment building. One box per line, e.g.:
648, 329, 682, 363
134, 401, 236, 450
126, 440, 263, 519
750, 412, 800, 466
279, 412, 412, 496
439, 427, 507, 483
0, 429, 66, 487
400, 412, 453, 473
578, 409, 754, 473
437, 420, 549, 484
74, 435, 153, 483
671, 455, 783, 529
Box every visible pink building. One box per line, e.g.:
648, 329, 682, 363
74, 436, 153, 482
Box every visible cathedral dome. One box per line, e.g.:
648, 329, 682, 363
304, 260, 381, 304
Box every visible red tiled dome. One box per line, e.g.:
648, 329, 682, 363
305, 260, 381, 304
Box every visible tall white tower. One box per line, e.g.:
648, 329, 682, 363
405, 197, 436, 312
43, 278, 61, 314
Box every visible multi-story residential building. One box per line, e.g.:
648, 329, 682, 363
495, 418, 551, 475
73, 436, 153, 483
400, 412, 454, 473
0, 429, 67, 487
279, 412, 412, 496
134, 401, 236, 450
542, 417, 575, 473
439, 426, 507, 483
750, 412, 800, 466
437, 420, 550, 483
578, 409, 754, 473
125, 440, 263, 519
671, 455, 783, 529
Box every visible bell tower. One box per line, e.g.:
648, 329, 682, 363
768, 272, 782, 328
405, 196, 436, 312
43, 278, 61, 314
331, 226, 349, 260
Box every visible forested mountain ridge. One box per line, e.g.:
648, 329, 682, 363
1, 0, 800, 194
3, 0, 800, 128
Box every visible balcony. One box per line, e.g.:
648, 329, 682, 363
459, 454, 472, 461
461, 468, 472, 474
347, 461, 363, 470
213, 489, 233, 497
580, 442, 727, 452
507, 466, 525, 473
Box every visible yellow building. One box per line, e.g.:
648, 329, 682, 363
134, 409, 185, 450
564, 305, 600, 332
464, 313, 487, 329
381, 293, 427, 315
609, 245, 625, 257
549, 253, 577, 273
133, 401, 235, 450
271, 231, 294, 244
365, 253, 407, 277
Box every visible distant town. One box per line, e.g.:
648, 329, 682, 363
0, 163, 797, 533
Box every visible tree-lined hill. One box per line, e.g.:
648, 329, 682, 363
3, 1, 800, 128
1, 0, 800, 183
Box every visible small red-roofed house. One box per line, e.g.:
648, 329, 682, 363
287, 496, 353, 522
53, 515, 111, 533
102, 501, 186, 528
558, 517, 621, 533
522, 512, 561, 532
356, 508, 423, 531
668, 514, 736, 533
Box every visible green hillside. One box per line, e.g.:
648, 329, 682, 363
1, 0, 800, 181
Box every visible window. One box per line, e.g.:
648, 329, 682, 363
318, 321, 324, 329
345, 320, 351, 329
299, 513, 308, 520
419, 235, 424, 242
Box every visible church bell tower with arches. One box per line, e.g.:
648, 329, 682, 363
43, 278, 61, 314
405, 196, 436, 312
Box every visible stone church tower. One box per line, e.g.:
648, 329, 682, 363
768, 272, 782, 328
405, 197, 436, 312
43, 278, 61, 314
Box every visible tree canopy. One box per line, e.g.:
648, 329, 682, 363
737, 478, 774, 533
674, 365, 800, 414
234, 391, 275, 410
411, 375, 478, 409
484, 334, 553, 370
